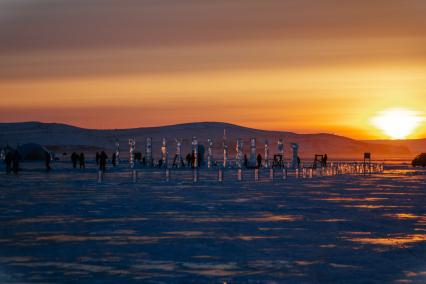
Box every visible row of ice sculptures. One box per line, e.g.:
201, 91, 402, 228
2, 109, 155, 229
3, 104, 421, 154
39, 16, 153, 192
99, 133, 383, 183
122, 133, 299, 170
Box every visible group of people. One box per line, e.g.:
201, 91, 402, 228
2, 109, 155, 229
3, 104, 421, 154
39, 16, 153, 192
95, 151, 109, 173
4, 148, 317, 173
313, 154, 328, 169
71, 151, 112, 173
4, 150, 21, 174
3, 148, 116, 174
3, 150, 51, 174
249, 154, 302, 169
71, 152, 85, 169
184, 152, 202, 168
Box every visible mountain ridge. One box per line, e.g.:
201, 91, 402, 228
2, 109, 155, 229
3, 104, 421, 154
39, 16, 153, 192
0, 121, 419, 158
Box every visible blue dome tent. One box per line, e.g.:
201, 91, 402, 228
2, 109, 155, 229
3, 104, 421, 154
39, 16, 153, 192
17, 143, 51, 161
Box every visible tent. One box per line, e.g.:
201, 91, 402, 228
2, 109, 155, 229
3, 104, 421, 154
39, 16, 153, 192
17, 143, 51, 161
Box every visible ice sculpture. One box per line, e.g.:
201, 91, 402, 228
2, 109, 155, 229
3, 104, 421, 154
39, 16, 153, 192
172, 139, 183, 168
277, 139, 284, 155
128, 138, 136, 169
223, 129, 228, 168
291, 142, 299, 169
115, 141, 120, 165
161, 138, 168, 168
273, 138, 285, 168
192, 136, 198, 168
235, 138, 244, 168
249, 138, 256, 167
146, 137, 152, 167
264, 140, 270, 168
207, 138, 213, 168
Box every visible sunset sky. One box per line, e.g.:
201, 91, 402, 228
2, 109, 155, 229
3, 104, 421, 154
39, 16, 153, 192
0, 0, 425, 139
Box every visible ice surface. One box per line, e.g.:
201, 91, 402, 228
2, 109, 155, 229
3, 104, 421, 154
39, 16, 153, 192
0, 162, 425, 283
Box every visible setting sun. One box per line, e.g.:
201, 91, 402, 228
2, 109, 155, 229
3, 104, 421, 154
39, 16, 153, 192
371, 108, 424, 139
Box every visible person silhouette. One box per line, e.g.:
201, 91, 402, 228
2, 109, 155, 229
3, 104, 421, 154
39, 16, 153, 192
79, 153, 85, 169
45, 152, 51, 171
323, 154, 328, 167
257, 154, 262, 169
99, 151, 107, 173
71, 152, 78, 169
186, 153, 191, 167
112, 153, 117, 167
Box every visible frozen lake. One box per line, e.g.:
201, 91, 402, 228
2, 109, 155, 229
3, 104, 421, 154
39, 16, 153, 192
0, 162, 425, 283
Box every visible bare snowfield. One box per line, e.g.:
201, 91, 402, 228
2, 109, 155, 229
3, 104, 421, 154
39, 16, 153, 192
0, 162, 425, 283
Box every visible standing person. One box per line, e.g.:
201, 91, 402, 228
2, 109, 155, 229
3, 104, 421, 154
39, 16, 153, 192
12, 150, 20, 174
95, 152, 100, 166
323, 154, 328, 167
185, 153, 191, 167
243, 154, 248, 168
79, 153, 85, 169
112, 153, 117, 167
99, 151, 107, 173
4, 151, 12, 174
45, 152, 51, 172
197, 151, 202, 168
297, 156, 301, 168
71, 152, 78, 168
256, 154, 262, 169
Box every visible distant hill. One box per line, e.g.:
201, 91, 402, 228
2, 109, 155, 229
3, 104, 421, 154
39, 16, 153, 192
363, 139, 426, 156
0, 121, 413, 159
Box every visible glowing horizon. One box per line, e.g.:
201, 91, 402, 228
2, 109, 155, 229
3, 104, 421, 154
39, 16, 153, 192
0, 1, 425, 140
